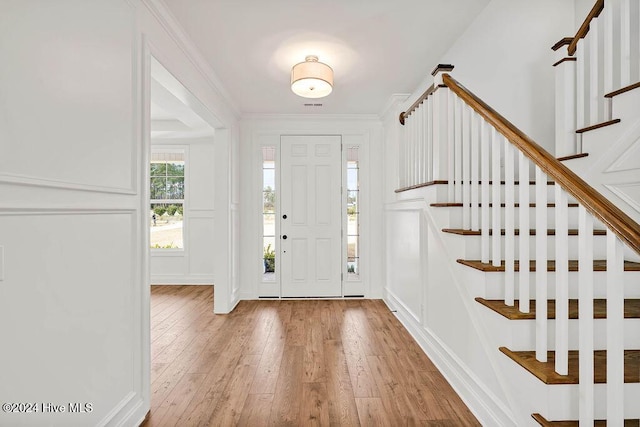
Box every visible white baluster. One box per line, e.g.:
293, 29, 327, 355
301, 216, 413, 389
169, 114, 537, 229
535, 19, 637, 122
635, 0, 640, 82
405, 117, 411, 187
491, 129, 501, 267
555, 45, 577, 157
535, 166, 548, 362
585, 18, 600, 124
424, 94, 433, 182
621, 0, 640, 83
604, 0, 622, 94
417, 105, 421, 185
555, 186, 569, 375
409, 111, 418, 185
607, 233, 625, 426
578, 206, 594, 426
576, 42, 587, 133
504, 141, 515, 306
621, 0, 632, 86
518, 152, 530, 313
481, 121, 490, 264
462, 104, 471, 230
454, 98, 463, 204
412, 114, 417, 185
432, 88, 446, 182
405, 116, 410, 187
399, 121, 406, 188
471, 113, 480, 231
588, 17, 604, 124
447, 91, 455, 202
416, 103, 423, 185
583, 27, 594, 126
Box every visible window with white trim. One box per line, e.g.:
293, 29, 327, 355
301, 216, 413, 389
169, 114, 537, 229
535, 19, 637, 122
150, 149, 185, 249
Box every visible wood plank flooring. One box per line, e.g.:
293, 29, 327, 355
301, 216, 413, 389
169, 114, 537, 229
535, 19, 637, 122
142, 285, 480, 426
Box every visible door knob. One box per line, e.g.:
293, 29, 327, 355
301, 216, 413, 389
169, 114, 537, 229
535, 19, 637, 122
282, 214, 287, 219
282, 235, 288, 240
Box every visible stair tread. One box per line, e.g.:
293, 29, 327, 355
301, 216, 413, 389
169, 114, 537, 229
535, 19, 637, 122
605, 81, 640, 98
499, 347, 640, 384
457, 259, 640, 272
557, 153, 589, 161
396, 180, 555, 193
532, 413, 640, 426
443, 228, 606, 236
576, 118, 621, 134
475, 298, 640, 319
431, 202, 579, 207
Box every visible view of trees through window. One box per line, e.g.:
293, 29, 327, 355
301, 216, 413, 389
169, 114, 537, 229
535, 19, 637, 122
150, 150, 185, 249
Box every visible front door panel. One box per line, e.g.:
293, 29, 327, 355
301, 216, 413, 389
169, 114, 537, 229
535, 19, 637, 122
280, 135, 342, 297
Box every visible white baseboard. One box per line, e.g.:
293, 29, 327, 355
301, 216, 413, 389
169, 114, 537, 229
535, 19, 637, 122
384, 289, 517, 427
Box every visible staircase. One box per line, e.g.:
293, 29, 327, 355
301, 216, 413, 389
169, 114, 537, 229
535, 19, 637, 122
389, 2, 640, 420
400, 174, 640, 424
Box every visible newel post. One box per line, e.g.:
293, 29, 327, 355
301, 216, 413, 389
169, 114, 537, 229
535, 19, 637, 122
430, 64, 454, 182
552, 38, 577, 157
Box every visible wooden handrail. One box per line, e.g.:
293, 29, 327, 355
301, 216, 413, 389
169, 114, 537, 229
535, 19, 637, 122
399, 84, 435, 125
568, 0, 604, 56
442, 73, 640, 254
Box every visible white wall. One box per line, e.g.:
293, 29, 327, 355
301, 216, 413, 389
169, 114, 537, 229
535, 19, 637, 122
407, 0, 575, 153
574, 0, 595, 27
0, 1, 238, 426
149, 139, 216, 284
239, 116, 384, 300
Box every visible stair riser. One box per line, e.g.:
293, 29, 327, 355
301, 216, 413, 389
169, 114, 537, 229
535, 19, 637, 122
462, 268, 640, 299
448, 233, 609, 260
451, 185, 564, 204
611, 84, 640, 122
499, 354, 640, 423
480, 309, 640, 351
580, 117, 627, 162
445, 207, 595, 230
579, 88, 639, 160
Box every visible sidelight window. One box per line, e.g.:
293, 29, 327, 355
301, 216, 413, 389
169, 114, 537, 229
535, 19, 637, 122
346, 147, 360, 278
262, 146, 276, 281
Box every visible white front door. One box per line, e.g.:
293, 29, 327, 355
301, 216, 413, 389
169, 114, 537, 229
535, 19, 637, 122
280, 135, 342, 297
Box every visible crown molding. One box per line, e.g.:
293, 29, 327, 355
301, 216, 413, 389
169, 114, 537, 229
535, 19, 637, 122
241, 113, 382, 123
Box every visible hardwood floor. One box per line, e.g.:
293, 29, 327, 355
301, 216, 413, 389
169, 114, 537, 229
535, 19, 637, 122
143, 285, 480, 426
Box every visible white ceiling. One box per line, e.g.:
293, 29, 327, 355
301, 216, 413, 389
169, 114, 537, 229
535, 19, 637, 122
159, 0, 491, 116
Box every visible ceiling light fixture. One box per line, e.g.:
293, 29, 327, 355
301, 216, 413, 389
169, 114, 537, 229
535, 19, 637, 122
291, 55, 333, 98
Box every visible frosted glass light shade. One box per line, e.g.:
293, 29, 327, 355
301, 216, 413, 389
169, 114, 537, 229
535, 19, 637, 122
291, 55, 333, 98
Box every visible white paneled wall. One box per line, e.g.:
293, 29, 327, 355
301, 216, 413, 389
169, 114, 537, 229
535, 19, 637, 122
0, 2, 146, 426
0, 1, 239, 426
150, 141, 216, 284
